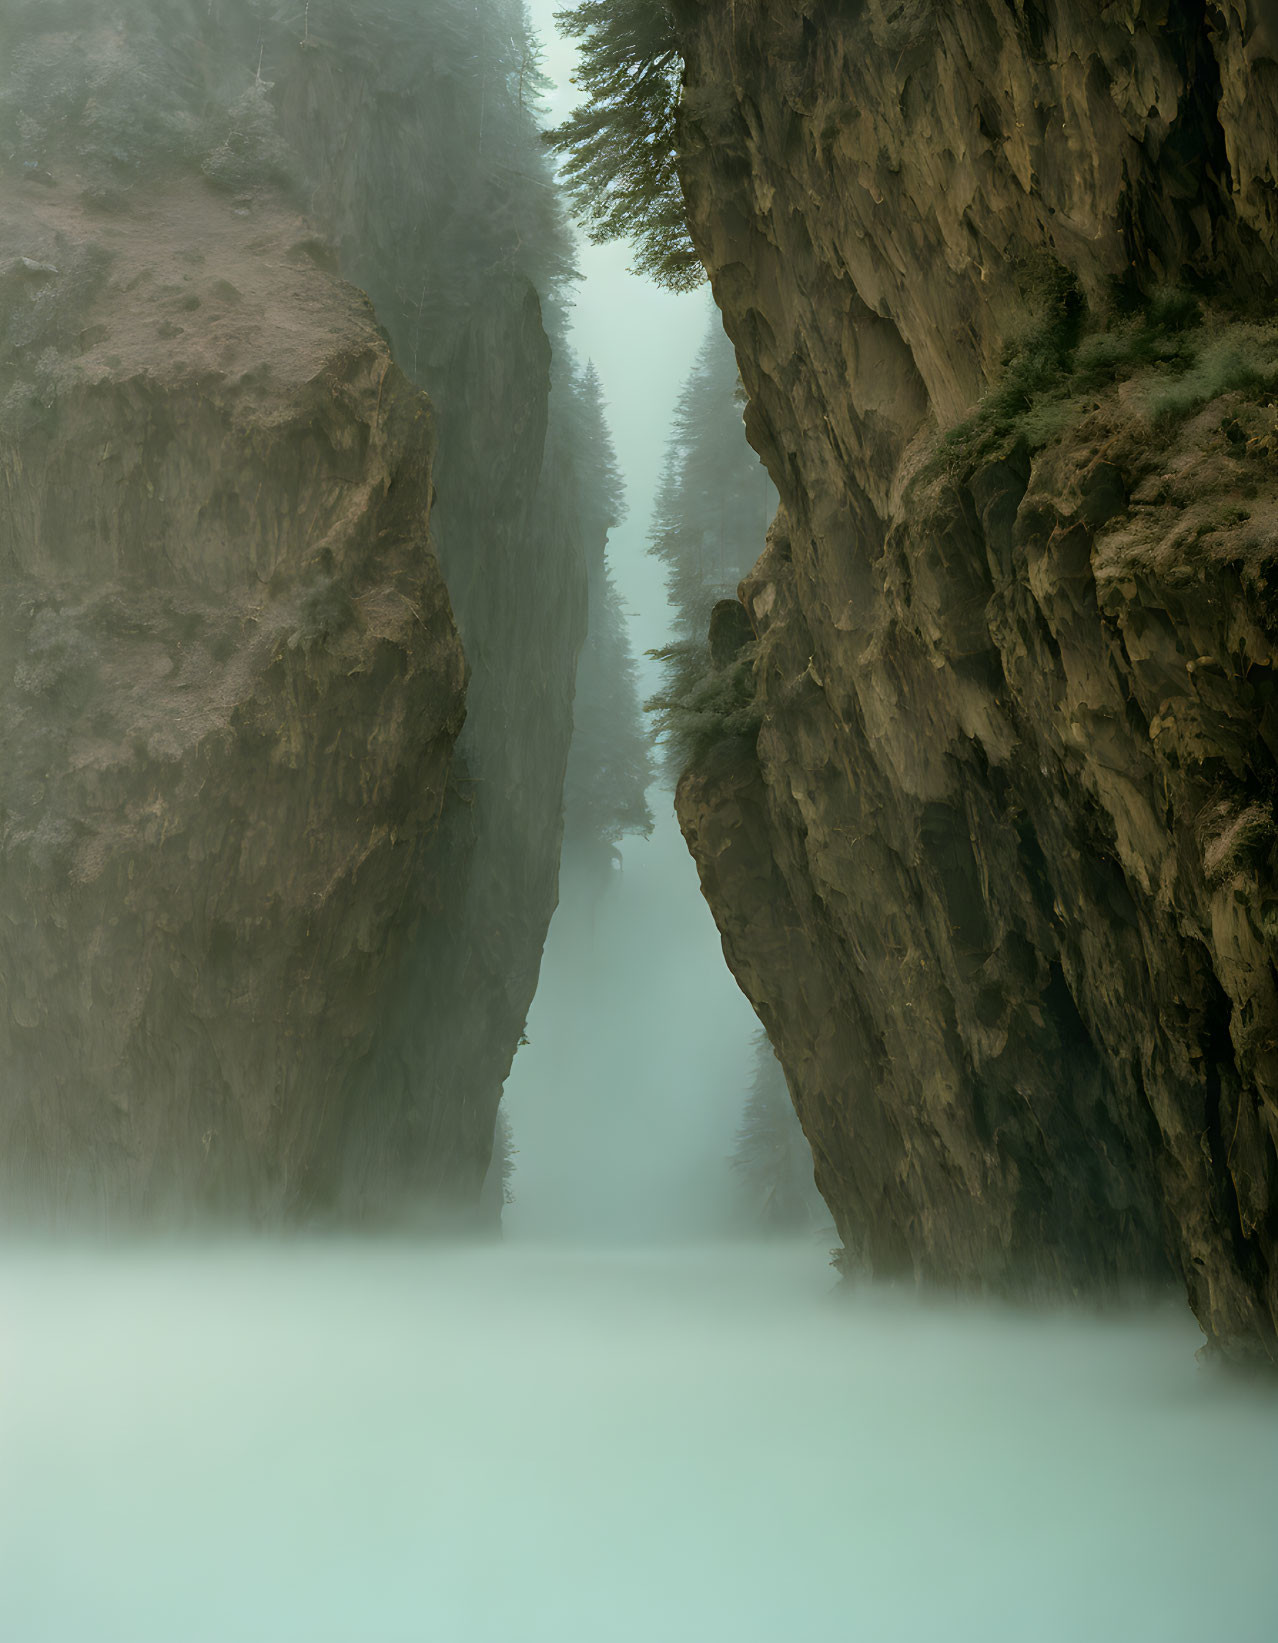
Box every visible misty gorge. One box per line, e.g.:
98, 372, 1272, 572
0, 0, 1277, 1637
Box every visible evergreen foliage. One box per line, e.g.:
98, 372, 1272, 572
559, 362, 626, 556
645, 320, 777, 777
645, 636, 760, 776
0, 1, 210, 188
940, 266, 1278, 474
560, 363, 654, 868
544, 1, 701, 291
732, 1032, 826, 1232
492, 1104, 518, 1206
564, 561, 654, 860
650, 322, 777, 640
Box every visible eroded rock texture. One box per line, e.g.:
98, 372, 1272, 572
266, 32, 591, 1217
0, 2, 591, 1226
0, 182, 465, 1221
674, 0, 1278, 1362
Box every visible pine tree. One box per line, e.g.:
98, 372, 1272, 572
564, 362, 626, 568
564, 562, 653, 861
732, 1032, 826, 1232
543, 1, 700, 291
560, 361, 654, 871
644, 318, 777, 777
650, 321, 777, 640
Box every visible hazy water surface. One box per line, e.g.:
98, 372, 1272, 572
2, 1240, 1276, 1642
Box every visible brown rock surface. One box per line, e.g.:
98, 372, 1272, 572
674, 0, 1278, 1362
0, 178, 466, 1222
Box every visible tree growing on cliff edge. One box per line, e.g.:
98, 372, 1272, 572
543, 1, 701, 290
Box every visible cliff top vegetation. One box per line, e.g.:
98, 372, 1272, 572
544, 0, 700, 290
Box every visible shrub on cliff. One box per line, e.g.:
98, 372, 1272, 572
940, 259, 1086, 469
1145, 338, 1269, 430
544, 1, 701, 290
941, 269, 1278, 472
645, 634, 761, 776
200, 81, 291, 193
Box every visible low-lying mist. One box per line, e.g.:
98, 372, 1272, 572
502, 812, 763, 1242
3, 1239, 1275, 1642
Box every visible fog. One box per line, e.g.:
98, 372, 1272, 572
2, 7, 1276, 1638
3, 1240, 1277, 1641
502, 832, 761, 1240
502, 3, 765, 1236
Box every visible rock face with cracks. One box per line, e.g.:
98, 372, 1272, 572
674, 0, 1278, 1364
0, 180, 466, 1223
0, 0, 593, 1228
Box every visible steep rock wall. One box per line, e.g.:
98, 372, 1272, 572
334, 294, 588, 1216
264, 20, 590, 1217
674, 0, 1278, 1362
0, 181, 465, 1221
0, 2, 591, 1224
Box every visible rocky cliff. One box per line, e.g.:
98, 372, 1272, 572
0, 177, 465, 1221
0, 1, 589, 1225
672, 0, 1278, 1364
258, 9, 591, 1218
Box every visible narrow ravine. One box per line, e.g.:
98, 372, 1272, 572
2, 7, 1277, 1639
498, 302, 762, 1235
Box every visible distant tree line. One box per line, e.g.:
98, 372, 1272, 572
558, 362, 654, 873
733, 1032, 827, 1233
650, 321, 777, 641
645, 319, 777, 778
